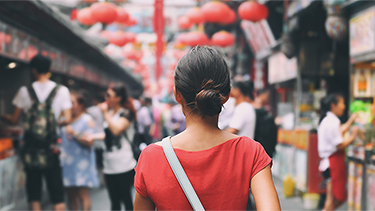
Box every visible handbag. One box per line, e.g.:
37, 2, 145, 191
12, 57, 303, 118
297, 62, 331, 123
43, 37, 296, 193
162, 137, 205, 211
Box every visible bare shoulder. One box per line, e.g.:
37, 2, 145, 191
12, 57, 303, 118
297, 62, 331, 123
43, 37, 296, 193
155, 141, 162, 146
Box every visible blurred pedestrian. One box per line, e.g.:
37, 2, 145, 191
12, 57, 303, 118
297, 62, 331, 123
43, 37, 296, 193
225, 80, 256, 139
253, 88, 277, 158
1, 54, 71, 211
60, 90, 99, 211
170, 103, 186, 135
218, 96, 235, 130
82, 85, 137, 211
87, 92, 105, 181
137, 97, 153, 145
134, 46, 280, 210
318, 93, 359, 211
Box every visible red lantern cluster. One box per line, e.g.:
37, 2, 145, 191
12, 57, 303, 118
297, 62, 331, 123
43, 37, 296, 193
221, 9, 237, 25
101, 31, 136, 47
238, 1, 268, 22
91, 2, 118, 24
116, 8, 129, 23
177, 32, 210, 47
77, 8, 96, 25
211, 31, 235, 47
123, 15, 138, 27
201, 1, 231, 23
186, 7, 205, 24
178, 16, 193, 30
123, 49, 143, 61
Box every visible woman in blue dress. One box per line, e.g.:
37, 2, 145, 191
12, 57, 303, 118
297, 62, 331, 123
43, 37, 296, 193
60, 90, 99, 211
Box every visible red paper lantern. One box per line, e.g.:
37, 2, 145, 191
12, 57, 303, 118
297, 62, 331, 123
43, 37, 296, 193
221, 9, 236, 25
77, 8, 96, 25
91, 2, 118, 24
178, 16, 193, 30
101, 31, 132, 47
201, 1, 231, 23
124, 15, 138, 27
124, 32, 136, 43
186, 7, 205, 24
116, 8, 129, 23
185, 32, 210, 47
211, 31, 235, 47
238, 1, 268, 22
109, 31, 128, 47
71, 9, 77, 21
123, 49, 143, 61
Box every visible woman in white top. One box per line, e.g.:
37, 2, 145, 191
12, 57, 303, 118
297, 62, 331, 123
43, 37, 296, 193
318, 93, 358, 211
83, 85, 137, 211
226, 80, 256, 139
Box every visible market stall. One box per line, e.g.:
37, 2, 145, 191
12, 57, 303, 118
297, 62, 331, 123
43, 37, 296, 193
346, 5, 375, 210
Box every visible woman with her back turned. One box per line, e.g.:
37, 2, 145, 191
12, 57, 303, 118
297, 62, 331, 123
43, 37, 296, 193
133, 46, 281, 210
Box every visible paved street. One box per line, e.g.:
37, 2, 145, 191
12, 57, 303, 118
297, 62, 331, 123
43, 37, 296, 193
11, 177, 349, 211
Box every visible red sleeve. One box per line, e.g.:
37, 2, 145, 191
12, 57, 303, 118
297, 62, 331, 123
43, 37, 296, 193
250, 141, 273, 179
134, 149, 149, 198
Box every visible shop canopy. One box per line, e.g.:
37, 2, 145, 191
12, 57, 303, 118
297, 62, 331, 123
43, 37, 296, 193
0, 0, 143, 96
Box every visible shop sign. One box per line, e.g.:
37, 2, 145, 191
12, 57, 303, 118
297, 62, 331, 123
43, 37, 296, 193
350, 6, 375, 57
268, 52, 297, 84
241, 20, 276, 60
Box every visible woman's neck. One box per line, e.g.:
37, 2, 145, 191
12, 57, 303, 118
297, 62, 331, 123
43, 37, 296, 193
235, 96, 248, 106
184, 113, 220, 134
111, 104, 123, 114
36, 75, 50, 83
72, 111, 84, 122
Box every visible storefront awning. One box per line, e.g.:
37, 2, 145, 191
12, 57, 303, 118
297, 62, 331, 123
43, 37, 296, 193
0, 0, 143, 96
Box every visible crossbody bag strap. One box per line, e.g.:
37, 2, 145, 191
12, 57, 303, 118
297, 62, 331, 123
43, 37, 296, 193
162, 137, 205, 211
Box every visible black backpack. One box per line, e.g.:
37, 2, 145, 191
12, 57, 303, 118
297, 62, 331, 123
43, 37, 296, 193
21, 84, 60, 169
254, 108, 278, 158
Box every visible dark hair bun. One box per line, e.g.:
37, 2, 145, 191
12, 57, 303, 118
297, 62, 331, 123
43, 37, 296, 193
195, 89, 223, 116
194, 79, 224, 116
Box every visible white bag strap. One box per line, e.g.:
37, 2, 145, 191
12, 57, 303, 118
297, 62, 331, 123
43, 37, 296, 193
162, 137, 205, 211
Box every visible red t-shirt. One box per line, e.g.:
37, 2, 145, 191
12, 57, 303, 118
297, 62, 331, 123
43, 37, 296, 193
134, 136, 272, 210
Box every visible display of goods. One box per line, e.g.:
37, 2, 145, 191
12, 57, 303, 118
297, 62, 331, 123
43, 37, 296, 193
201, 1, 231, 23
294, 130, 308, 150
91, 2, 118, 24
77, 8, 97, 25
238, 1, 268, 22
325, 15, 347, 41
178, 16, 193, 30
186, 7, 205, 24
211, 31, 235, 47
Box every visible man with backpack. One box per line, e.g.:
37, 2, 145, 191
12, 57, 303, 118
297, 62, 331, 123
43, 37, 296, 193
253, 88, 277, 158
1, 54, 72, 211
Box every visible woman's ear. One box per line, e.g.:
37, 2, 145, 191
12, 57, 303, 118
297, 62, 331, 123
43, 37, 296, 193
173, 86, 183, 105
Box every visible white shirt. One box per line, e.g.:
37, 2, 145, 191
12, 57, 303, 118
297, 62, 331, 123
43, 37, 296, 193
229, 102, 256, 139
137, 106, 152, 133
318, 112, 344, 171
219, 97, 235, 130
103, 108, 137, 174
12, 81, 72, 121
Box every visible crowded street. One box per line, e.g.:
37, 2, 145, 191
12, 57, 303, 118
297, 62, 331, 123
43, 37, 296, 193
0, 0, 375, 210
